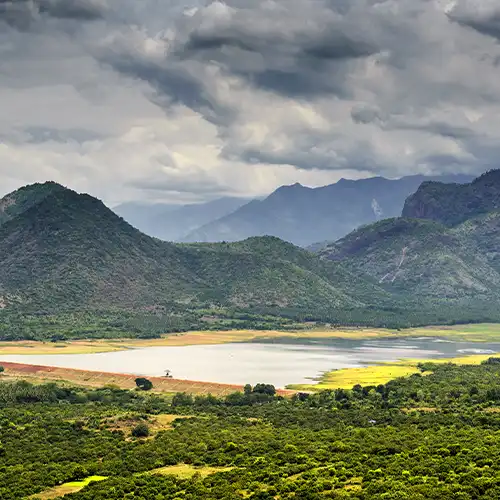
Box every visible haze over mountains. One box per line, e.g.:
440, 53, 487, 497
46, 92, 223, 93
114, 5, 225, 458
117, 174, 472, 247
113, 197, 251, 242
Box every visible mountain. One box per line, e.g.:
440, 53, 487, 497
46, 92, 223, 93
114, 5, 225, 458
402, 170, 500, 226
0, 181, 66, 227
0, 182, 390, 317
318, 170, 500, 305
181, 174, 474, 247
113, 197, 250, 241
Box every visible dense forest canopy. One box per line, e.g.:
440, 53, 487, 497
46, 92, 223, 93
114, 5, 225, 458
3, 360, 500, 498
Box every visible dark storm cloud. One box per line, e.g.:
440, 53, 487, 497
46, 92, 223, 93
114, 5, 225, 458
99, 51, 237, 126
38, 0, 107, 21
175, 11, 379, 99
0, 0, 106, 29
4, 0, 500, 204
449, 6, 500, 41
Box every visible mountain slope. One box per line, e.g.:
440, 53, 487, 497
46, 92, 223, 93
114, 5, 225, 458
113, 196, 250, 241
402, 170, 500, 226
318, 170, 500, 306
182, 174, 474, 246
320, 217, 500, 299
0, 183, 390, 316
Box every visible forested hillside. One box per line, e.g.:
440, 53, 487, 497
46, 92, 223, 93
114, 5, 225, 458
403, 170, 500, 226
318, 170, 500, 322
0, 182, 401, 338
2, 359, 500, 499
4, 175, 500, 340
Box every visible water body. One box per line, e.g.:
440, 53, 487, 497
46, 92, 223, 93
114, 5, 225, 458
1, 337, 499, 388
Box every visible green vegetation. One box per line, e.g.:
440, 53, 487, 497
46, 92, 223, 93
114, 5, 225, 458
4, 175, 500, 341
402, 169, 500, 226
135, 378, 153, 391
4, 362, 500, 498
131, 422, 150, 438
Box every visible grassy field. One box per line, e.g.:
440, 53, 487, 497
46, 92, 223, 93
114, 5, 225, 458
288, 353, 500, 391
148, 464, 234, 478
31, 476, 107, 499
2, 323, 500, 356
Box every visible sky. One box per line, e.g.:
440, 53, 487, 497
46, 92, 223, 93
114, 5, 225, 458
1, 0, 500, 206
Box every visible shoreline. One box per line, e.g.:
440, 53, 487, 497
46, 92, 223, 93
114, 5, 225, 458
1, 323, 500, 356
0, 361, 296, 396
287, 353, 500, 391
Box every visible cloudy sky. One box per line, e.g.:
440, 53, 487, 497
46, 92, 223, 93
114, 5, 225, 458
1, 0, 500, 205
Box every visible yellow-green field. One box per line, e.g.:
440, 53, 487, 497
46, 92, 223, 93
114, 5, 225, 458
148, 464, 234, 478
2, 323, 500, 356
30, 465, 233, 499
288, 353, 500, 391
31, 476, 107, 499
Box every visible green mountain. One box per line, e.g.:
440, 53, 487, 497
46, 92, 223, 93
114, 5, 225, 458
319, 170, 500, 313
320, 216, 500, 300
0, 182, 389, 320
4, 176, 500, 339
402, 170, 500, 226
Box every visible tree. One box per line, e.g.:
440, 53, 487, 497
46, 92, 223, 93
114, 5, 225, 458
252, 383, 276, 396
135, 377, 153, 391
0, 366, 4, 374
131, 422, 150, 438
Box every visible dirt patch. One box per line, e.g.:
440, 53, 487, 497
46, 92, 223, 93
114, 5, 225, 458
100, 413, 194, 437
0, 361, 296, 396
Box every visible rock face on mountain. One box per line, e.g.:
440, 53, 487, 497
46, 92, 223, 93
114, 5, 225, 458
182, 174, 474, 247
319, 170, 500, 304
402, 170, 500, 226
113, 197, 250, 242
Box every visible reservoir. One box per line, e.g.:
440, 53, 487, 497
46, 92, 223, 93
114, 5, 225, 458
0, 337, 498, 388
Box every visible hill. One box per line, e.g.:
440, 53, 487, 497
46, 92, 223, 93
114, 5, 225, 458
182, 174, 473, 247
0, 182, 397, 335
113, 197, 250, 242
319, 170, 500, 313
320, 216, 500, 300
402, 170, 500, 226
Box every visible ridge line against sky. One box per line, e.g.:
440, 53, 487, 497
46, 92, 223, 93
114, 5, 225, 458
1, 0, 500, 205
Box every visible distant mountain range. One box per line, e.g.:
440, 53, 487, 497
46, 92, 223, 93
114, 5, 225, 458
2, 171, 500, 339
181, 174, 474, 247
113, 197, 251, 242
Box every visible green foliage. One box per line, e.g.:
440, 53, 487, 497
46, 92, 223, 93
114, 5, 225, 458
403, 169, 500, 226
135, 378, 153, 391
131, 422, 150, 438
4, 177, 500, 339
4, 363, 500, 499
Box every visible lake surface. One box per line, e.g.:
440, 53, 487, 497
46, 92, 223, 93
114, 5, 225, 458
1, 337, 499, 388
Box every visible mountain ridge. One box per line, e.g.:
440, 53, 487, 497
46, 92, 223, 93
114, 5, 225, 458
182, 174, 474, 246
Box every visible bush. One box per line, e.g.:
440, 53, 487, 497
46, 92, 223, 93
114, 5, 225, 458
135, 377, 153, 391
131, 422, 150, 438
